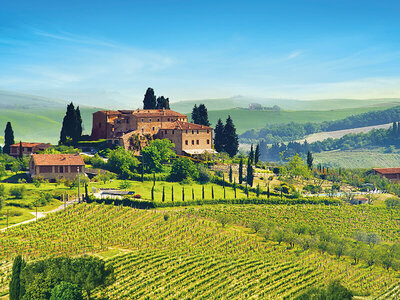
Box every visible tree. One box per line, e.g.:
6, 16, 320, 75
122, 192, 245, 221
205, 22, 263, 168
254, 144, 260, 165
141, 139, 176, 173
169, 157, 198, 181
18, 141, 23, 159
59, 102, 82, 145
10, 255, 25, 300
285, 154, 311, 178
214, 118, 225, 153
246, 157, 254, 187
143, 87, 156, 109
249, 144, 254, 164
3, 122, 15, 155
229, 166, 233, 183
50, 282, 84, 300
106, 147, 139, 179
191, 104, 200, 124
197, 104, 210, 126
307, 151, 313, 170
238, 158, 243, 184
223, 115, 239, 157
156, 96, 170, 109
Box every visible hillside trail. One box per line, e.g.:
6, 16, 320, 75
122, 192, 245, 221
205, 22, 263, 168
0, 199, 78, 232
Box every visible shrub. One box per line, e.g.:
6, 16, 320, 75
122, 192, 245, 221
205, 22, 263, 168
163, 213, 170, 221
9, 186, 26, 199
196, 165, 211, 183
169, 157, 198, 182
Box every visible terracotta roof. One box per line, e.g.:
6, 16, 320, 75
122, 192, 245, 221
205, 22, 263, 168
373, 168, 400, 174
32, 154, 85, 166
10, 142, 48, 147
160, 121, 212, 130
132, 109, 187, 118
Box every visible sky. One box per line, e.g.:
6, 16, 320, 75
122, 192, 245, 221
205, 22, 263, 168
1, 0, 400, 107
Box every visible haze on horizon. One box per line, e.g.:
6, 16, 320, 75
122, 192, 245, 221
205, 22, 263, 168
1, 0, 400, 107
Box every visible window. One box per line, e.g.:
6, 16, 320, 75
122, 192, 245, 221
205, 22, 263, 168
185, 140, 188, 145
149, 118, 152, 122
152, 127, 155, 131
172, 130, 174, 134
197, 130, 199, 134
186, 130, 188, 133
196, 140, 199, 145
192, 130, 194, 134
168, 118, 170, 121
39, 166, 52, 173
127, 118, 130, 124
157, 119, 160, 121
99, 123, 102, 128
60, 166, 64, 173
141, 118, 144, 122
207, 130, 209, 133
207, 139, 210, 144
165, 130, 167, 134
192, 140, 194, 145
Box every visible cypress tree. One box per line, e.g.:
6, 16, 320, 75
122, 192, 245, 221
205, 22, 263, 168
267, 183, 270, 198
214, 118, 225, 153
162, 186, 165, 202
254, 144, 260, 165
212, 185, 214, 199
192, 188, 194, 200
59, 102, 81, 145
75, 106, 83, 142
3, 122, 15, 155
191, 105, 200, 124
151, 186, 154, 201
307, 151, 313, 170
246, 157, 254, 187
239, 158, 243, 184
249, 144, 254, 164
197, 104, 210, 126
202, 185, 205, 200
256, 184, 260, 197
143, 87, 157, 109
171, 186, 174, 202
229, 166, 233, 183
182, 187, 185, 201
9, 255, 25, 300
233, 178, 237, 198
156, 96, 170, 109
19, 141, 23, 159
223, 115, 239, 157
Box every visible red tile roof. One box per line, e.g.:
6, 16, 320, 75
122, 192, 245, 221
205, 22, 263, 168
132, 109, 187, 118
10, 142, 48, 147
32, 154, 85, 166
373, 168, 400, 174
161, 121, 212, 130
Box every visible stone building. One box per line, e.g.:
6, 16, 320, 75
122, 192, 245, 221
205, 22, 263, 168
91, 108, 215, 155
29, 154, 85, 182
9, 142, 51, 157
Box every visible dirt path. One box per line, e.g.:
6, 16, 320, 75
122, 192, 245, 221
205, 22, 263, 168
0, 200, 78, 232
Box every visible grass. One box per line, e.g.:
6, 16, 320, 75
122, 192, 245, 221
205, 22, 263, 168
314, 148, 400, 168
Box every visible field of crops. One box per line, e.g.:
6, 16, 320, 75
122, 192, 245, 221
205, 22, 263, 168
0, 203, 399, 298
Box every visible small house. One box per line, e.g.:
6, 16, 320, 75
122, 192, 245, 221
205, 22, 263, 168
372, 168, 400, 181
9, 142, 51, 157
29, 154, 85, 182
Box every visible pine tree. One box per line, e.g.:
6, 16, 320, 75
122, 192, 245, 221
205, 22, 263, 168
239, 158, 243, 184
214, 118, 225, 153
307, 151, 313, 170
223, 115, 239, 157
191, 105, 199, 124
3, 122, 15, 155
229, 166, 233, 183
9, 255, 25, 300
254, 144, 260, 165
197, 104, 210, 126
246, 157, 254, 187
249, 144, 254, 164
143, 87, 157, 109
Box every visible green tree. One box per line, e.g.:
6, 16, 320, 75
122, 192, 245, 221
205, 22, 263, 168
18, 141, 23, 159
141, 139, 175, 173
169, 157, 198, 181
238, 158, 243, 184
249, 144, 254, 164
59, 102, 82, 145
223, 115, 239, 157
285, 154, 311, 178
197, 104, 210, 126
50, 282, 84, 300
214, 118, 225, 153
9, 255, 25, 300
156, 96, 170, 109
307, 151, 313, 170
191, 104, 200, 124
246, 157, 254, 187
229, 166, 233, 183
254, 144, 260, 165
106, 147, 139, 178
3, 122, 15, 155
119, 180, 132, 190
143, 87, 156, 109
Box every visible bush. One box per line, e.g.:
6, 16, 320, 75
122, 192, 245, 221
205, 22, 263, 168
196, 165, 211, 183
169, 157, 198, 182
9, 186, 26, 199
50, 282, 84, 300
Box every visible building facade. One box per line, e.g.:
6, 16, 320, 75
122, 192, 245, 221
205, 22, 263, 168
91, 109, 214, 155
372, 168, 400, 181
9, 142, 51, 157
30, 154, 85, 182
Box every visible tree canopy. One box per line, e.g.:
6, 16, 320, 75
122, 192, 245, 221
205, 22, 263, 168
59, 102, 83, 145
141, 139, 176, 173
3, 122, 15, 155
169, 157, 198, 181
143, 87, 157, 109
223, 115, 239, 157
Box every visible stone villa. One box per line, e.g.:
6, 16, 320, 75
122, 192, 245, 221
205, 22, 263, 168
9, 142, 51, 157
91, 108, 215, 155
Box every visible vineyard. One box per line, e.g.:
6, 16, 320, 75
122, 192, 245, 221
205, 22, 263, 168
0, 203, 399, 298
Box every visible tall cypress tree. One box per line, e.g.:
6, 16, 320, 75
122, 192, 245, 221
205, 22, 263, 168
307, 151, 313, 170
223, 115, 239, 157
19, 141, 23, 159
3, 122, 15, 155
143, 87, 157, 109
9, 255, 25, 300
229, 165, 233, 183
214, 118, 225, 153
191, 105, 200, 124
59, 102, 81, 145
156, 96, 170, 109
75, 106, 83, 141
238, 158, 243, 184
197, 104, 210, 126
254, 144, 260, 165
249, 144, 254, 164
246, 156, 254, 187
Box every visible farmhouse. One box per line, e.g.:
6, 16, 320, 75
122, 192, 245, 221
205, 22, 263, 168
372, 168, 400, 181
29, 154, 85, 182
9, 142, 51, 157
91, 108, 215, 155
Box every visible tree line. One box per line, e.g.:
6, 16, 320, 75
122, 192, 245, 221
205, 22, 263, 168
143, 87, 170, 109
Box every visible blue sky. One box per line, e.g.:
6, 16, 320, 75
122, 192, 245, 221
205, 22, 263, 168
1, 0, 400, 106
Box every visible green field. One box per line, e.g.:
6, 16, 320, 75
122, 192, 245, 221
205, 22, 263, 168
1, 203, 399, 298
208, 105, 399, 134
314, 148, 400, 168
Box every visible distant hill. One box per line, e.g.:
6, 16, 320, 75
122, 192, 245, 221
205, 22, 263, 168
0, 91, 101, 144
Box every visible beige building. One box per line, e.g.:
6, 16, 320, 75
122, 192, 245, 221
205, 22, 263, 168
91, 108, 215, 156
9, 142, 51, 157
30, 154, 85, 182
